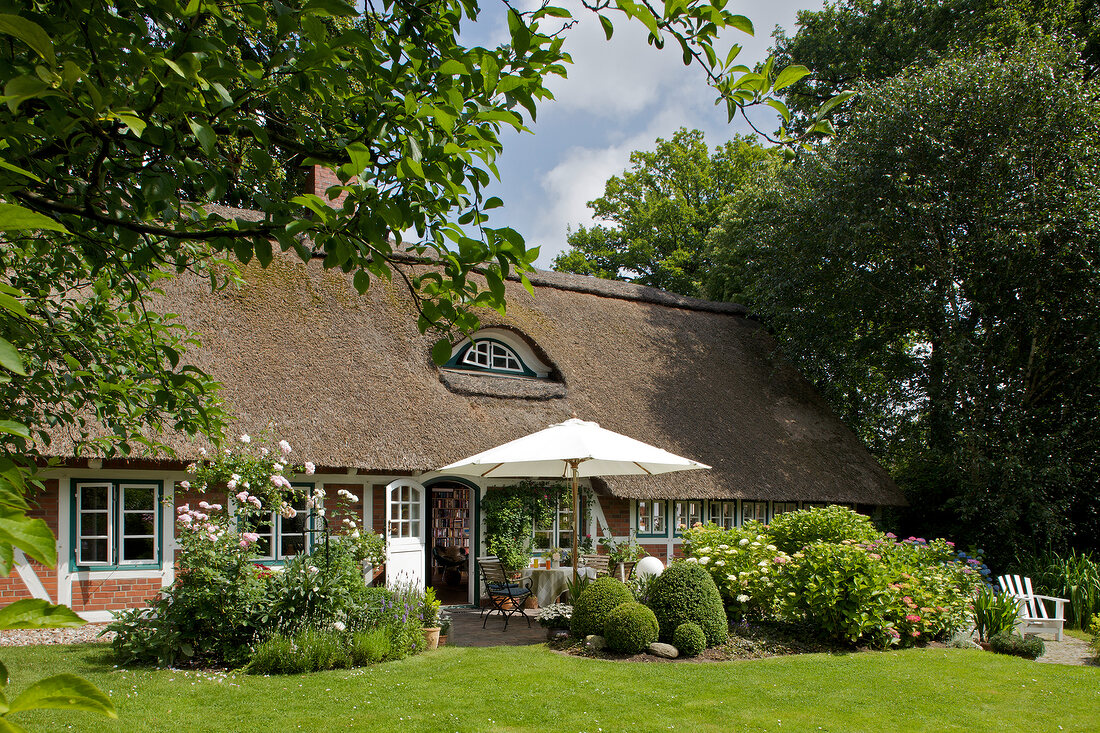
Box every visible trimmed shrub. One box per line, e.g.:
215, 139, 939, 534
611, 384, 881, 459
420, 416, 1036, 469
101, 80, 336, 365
570, 577, 634, 638
989, 631, 1045, 660
766, 505, 880, 554
647, 561, 727, 646
604, 602, 659, 654
672, 622, 707, 656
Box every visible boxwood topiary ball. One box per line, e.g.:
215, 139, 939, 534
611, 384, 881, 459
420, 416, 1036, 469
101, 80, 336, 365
646, 560, 728, 646
672, 621, 707, 656
604, 602, 659, 654
570, 577, 635, 638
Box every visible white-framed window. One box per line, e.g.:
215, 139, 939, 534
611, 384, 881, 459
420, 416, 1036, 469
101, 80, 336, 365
772, 502, 799, 518
533, 499, 574, 553
388, 482, 422, 539
673, 500, 704, 535
742, 500, 768, 525
461, 340, 523, 373
636, 500, 667, 536
246, 484, 315, 562
75, 481, 161, 567
709, 501, 737, 530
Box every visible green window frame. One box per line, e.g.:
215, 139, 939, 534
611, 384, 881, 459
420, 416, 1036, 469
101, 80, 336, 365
636, 500, 668, 537
672, 500, 704, 537
72, 480, 163, 570
772, 502, 800, 519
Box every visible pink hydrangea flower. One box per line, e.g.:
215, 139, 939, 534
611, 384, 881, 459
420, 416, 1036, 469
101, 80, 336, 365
905, 614, 921, 623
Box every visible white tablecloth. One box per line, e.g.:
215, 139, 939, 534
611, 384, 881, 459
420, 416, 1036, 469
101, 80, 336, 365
520, 566, 597, 606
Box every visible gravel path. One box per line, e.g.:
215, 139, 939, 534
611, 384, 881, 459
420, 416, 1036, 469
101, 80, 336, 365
1036, 636, 1095, 666
0, 624, 114, 647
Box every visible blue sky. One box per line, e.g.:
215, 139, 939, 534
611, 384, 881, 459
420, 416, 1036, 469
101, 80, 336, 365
462, 1, 824, 267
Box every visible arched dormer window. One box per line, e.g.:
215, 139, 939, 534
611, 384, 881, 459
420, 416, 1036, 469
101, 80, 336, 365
446, 338, 537, 378
442, 328, 554, 380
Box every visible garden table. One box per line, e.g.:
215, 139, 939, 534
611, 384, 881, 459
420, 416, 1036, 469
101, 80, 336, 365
520, 566, 596, 606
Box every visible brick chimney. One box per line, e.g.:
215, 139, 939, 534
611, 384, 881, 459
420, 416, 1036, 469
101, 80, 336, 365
306, 164, 351, 207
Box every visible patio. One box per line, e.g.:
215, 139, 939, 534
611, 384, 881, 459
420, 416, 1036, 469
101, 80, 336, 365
444, 606, 549, 647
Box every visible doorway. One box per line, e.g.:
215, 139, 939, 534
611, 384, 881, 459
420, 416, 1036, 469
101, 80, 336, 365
426, 481, 472, 605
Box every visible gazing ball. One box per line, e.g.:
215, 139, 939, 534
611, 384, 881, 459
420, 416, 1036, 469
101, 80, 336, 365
635, 556, 665, 579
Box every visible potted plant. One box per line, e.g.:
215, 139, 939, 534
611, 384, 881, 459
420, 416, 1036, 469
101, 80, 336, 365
420, 586, 443, 650
537, 603, 573, 640
598, 532, 648, 581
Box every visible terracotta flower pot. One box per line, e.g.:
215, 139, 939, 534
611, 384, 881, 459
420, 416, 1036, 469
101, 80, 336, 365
423, 627, 441, 650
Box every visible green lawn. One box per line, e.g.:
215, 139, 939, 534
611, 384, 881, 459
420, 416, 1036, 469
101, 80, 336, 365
2, 643, 1097, 732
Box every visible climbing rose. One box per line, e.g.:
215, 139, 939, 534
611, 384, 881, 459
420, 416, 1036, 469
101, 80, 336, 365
279, 440, 292, 455
305, 462, 316, 475
240, 434, 251, 444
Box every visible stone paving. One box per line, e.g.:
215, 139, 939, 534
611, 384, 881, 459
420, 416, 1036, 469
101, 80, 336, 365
1035, 635, 1096, 666
444, 606, 548, 647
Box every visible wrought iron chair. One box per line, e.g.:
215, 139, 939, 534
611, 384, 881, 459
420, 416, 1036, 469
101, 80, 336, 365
477, 556, 533, 631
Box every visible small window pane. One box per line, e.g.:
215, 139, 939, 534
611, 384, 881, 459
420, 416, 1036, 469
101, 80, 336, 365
80, 487, 108, 510
282, 513, 307, 536
123, 537, 155, 561
81, 512, 108, 536
408, 520, 420, 537
80, 538, 109, 564
123, 513, 155, 536
123, 488, 154, 510
281, 534, 306, 556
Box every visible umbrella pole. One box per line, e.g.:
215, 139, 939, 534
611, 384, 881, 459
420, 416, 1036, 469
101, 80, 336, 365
571, 460, 579, 586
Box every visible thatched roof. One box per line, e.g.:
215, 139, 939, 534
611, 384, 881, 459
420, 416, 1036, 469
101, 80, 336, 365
47, 223, 903, 505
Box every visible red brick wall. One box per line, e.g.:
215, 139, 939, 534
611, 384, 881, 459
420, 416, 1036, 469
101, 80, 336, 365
324, 483, 363, 533
0, 480, 59, 602
372, 485, 386, 536
640, 543, 669, 562
71, 577, 162, 613
599, 496, 631, 537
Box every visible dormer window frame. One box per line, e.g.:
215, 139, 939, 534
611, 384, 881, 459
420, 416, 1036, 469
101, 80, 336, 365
445, 337, 540, 379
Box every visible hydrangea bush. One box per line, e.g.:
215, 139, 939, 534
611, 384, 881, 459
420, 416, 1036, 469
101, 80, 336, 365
682, 506, 984, 648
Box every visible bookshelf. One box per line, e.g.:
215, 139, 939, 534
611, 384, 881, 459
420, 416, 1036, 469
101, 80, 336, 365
431, 487, 470, 551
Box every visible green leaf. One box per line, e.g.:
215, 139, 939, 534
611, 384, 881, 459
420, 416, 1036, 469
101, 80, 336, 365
115, 112, 146, 138
7, 673, 116, 718
345, 142, 372, 175
814, 90, 857, 120
773, 64, 810, 92
430, 338, 452, 366
484, 197, 503, 210
0, 422, 30, 439
3, 76, 48, 113
727, 14, 753, 35
765, 98, 791, 123
187, 119, 215, 154
353, 270, 370, 294
0, 339, 25, 376
0, 510, 56, 567
0, 203, 67, 234
0, 159, 41, 183
599, 14, 615, 40
0, 14, 55, 65
0, 600, 84, 631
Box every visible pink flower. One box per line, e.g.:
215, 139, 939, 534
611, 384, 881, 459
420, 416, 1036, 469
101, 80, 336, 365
249, 496, 262, 509
227, 480, 238, 490
243, 532, 259, 543
207, 533, 217, 542
199, 501, 211, 510
239, 539, 249, 548
279, 440, 292, 455
905, 614, 921, 623
177, 515, 193, 524
177, 503, 190, 513
236, 491, 249, 502
773, 556, 789, 564
910, 630, 921, 637
869, 553, 881, 560
305, 462, 316, 475
180, 480, 191, 490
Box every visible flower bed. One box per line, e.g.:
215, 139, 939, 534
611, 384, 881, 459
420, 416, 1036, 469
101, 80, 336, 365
682, 506, 984, 648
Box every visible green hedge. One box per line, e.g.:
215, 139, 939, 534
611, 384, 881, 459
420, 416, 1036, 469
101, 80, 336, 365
646, 561, 727, 646
570, 577, 634, 638
604, 602, 659, 654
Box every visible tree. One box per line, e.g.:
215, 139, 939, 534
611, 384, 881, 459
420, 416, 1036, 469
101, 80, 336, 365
771, 0, 1099, 127
0, 0, 818, 717
552, 129, 779, 296
709, 40, 1100, 566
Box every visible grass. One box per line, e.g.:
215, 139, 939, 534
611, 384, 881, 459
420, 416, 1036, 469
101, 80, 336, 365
3, 643, 1098, 732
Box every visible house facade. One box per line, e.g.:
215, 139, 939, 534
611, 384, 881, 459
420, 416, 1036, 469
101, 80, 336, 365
3, 230, 904, 618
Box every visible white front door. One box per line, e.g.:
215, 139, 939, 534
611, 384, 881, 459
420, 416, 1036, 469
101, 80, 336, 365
385, 479, 426, 589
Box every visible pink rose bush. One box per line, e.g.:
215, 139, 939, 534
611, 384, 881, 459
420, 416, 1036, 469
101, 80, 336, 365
683, 506, 982, 648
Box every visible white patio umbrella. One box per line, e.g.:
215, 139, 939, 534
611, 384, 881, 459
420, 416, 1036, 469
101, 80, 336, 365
439, 418, 710, 582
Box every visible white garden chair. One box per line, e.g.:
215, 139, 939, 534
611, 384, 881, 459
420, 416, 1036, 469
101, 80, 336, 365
997, 574, 1067, 642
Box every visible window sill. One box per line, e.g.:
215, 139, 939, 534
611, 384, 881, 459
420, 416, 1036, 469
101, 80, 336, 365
439, 370, 565, 400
